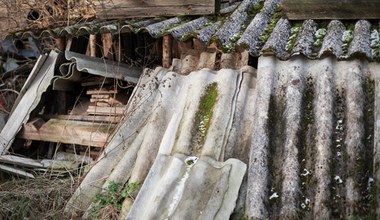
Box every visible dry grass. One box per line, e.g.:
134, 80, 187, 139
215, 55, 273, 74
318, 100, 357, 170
0, 0, 96, 39
0, 175, 79, 219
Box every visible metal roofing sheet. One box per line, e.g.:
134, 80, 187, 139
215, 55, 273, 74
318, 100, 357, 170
8, 0, 380, 61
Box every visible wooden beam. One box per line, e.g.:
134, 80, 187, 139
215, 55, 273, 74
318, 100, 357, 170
95, 0, 217, 19
17, 119, 115, 148
88, 34, 97, 57
162, 35, 173, 68
87, 106, 125, 116
102, 33, 113, 59
41, 114, 122, 123
281, 0, 380, 19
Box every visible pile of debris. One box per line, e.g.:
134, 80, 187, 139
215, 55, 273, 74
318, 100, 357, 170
0, 49, 141, 179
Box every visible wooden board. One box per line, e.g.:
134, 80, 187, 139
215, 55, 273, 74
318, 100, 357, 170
95, 0, 218, 18
42, 114, 122, 123
17, 119, 115, 148
87, 106, 125, 116
87, 87, 119, 95
281, 0, 380, 19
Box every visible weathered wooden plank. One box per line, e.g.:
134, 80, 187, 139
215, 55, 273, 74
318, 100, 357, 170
0, 164, 35, 178
17, 119, 115, 148
95, 0, 217, 18
281, 0, 380, 19
87, 106, 125, 115
42, 114, 122, 123
87, 88, 119, 95
0, 51, 59, 155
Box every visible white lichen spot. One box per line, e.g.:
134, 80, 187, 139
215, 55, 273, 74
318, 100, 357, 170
367, 177, 374, 191
301, 168, 311, 176
269, 192, 279, 200
337, 152, 342, 157
334, 176, 343, 184
300, 198, 310, 209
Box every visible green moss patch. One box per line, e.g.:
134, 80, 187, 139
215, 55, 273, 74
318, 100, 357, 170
191, 82, 219, 150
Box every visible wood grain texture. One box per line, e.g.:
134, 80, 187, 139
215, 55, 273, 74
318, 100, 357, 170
95, 0, 217, 18
17, 119, 115, 148
281, 0, 380, 19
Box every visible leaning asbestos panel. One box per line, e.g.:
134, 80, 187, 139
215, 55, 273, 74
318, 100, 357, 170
127, 154, 246, 220
247, 56, 378, 219
65, 66, 256, 217
0, 50, 60, 155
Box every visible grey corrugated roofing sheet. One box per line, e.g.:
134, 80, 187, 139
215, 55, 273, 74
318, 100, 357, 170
65, 65, 257, 217
63, 54, 378, 219
8, 0, 380, 61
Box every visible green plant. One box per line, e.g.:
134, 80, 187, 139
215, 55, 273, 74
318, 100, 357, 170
90, 181, 140, 219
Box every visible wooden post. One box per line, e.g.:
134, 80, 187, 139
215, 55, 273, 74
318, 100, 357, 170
102, 33, 113, 59
55, 38, 65, 51
162, 35, 173, 68
89, 34, 97, 57
65, 38, 73, 51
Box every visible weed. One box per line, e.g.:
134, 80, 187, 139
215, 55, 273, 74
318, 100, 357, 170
90, 181, 140, 219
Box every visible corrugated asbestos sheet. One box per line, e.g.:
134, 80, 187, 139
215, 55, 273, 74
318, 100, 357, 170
9, 0, 380, 61
247, 56, 378, 219
65, 65, 257, 218
64, 55, 379, 219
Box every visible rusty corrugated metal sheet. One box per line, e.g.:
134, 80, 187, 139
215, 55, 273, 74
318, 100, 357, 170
7, 0, 380, 61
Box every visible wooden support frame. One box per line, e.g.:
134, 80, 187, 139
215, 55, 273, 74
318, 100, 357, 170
281, 0, 380, 19
95, 0, 219, 19
162, 35, 173, 68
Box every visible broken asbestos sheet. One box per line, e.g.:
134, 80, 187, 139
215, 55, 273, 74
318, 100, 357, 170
65, 65, 257, 218
127, 154, 246, 220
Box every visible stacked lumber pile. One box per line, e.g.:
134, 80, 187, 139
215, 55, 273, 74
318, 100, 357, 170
82, 78, 129, 117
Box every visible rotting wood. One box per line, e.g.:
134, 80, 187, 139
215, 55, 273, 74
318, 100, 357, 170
163, 35, 173, 68
95, 0, 218, 19
17, 118, 114, 148
281, 0, 380, 19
